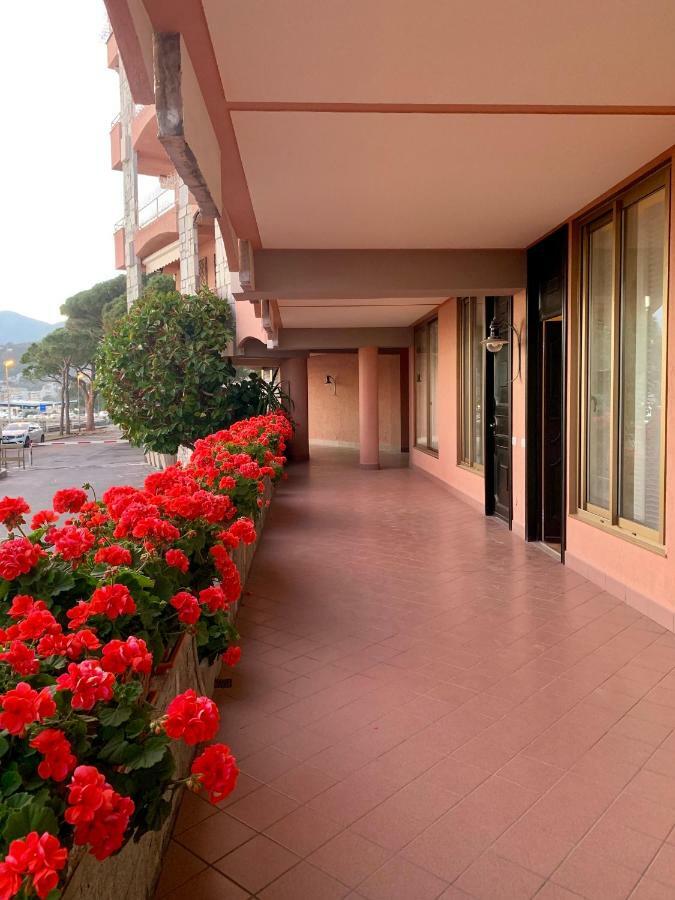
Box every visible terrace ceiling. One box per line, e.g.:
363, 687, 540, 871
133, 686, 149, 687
113, 0, 675, 320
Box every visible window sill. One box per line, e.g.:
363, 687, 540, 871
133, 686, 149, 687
457, 462, 484, 478
413, 444, 439, 459
570, 509, 666, 557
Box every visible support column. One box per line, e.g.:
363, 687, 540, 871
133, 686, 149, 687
178, 181, 199, 294
119, 61, 143, 309
358, 347, 380, 469
280, 356, 309, 462
214, 219, 235, 353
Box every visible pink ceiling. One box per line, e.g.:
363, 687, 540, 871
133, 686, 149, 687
232, 112, 675, 249
203, 0, 675, 106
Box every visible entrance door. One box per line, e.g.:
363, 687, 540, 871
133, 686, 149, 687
526, 226, 567, 557
485, 297, 512, 524
542, 319, 563, 546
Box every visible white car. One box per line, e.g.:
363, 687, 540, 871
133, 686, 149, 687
1, 423, 45, 447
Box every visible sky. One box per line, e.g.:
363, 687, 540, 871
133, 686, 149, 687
0, 1, 123, 324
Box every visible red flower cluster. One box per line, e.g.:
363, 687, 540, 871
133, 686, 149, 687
56, 660, 115, 710
0, 640, 39, 675
0, 683, 55, 735
65, 766, 135, 861
30, 729, 77, 782
198, 585, 228, 613
52, 488, 88, 514
165, 548, 189, 573
89, 583, 136, 620
190, 743, 239, 804
0, 831, 68, 900
30, 510, 58, 530
50, 525, 96, 561
209, 545, 241, 604
0, 538, 44, 580
169, 590, 201, 625
222, 646, 241, 667
101, 636, 152, 675
94, 544, 132, 567
164, 689, 219, 745
0, 497, 29, 530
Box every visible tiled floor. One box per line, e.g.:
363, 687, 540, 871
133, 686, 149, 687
156, 448, 675, 899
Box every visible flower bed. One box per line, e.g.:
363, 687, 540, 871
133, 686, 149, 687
0, 414, 292, 899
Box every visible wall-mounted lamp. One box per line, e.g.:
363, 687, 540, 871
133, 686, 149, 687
325, 374, 337, 394
481, 317, 522, 382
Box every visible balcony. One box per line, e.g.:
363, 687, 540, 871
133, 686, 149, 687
113, 223, 125, 270
135, 188, 178, 260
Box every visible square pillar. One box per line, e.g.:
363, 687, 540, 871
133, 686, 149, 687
280, 355, 309, 462
358, 346, 380, 469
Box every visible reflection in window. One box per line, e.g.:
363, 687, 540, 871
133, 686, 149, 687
620, 189, 665, 531
580, 171, 668, 541
459, 298, 485, 471
414, 319, 437, 452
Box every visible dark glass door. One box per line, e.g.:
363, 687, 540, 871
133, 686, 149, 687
486, 297, 512, 524
542, 320, 563, 544
526, 226, 567, 557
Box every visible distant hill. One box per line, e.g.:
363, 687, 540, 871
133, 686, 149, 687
0, 311, 59, 344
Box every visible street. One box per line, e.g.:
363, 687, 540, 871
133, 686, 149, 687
1, 428, 153, 511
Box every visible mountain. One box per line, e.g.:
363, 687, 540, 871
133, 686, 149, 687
0, 311, 59, 344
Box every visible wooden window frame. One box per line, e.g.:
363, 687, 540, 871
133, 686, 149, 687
577, 167, 670, 548
414, 317, 438, 455
458, 297, 485, 474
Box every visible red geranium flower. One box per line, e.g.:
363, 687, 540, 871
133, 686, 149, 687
52, 488, 88, 514
0, 831, 68, 900
0, 496, 30, 530
190, 743, 239, 804
165, 548, 189, 573
65, 767, 134, 861
56, 660, 115, 710
169, 591, 201, 625
164, 689, 219, 745
198, 585, 228, 613
89, 583, 136, 620
222, 646, 241, 667
50, 525, 96, 561
94, 545, 132, 567
0, 683, 55, 735
0, 538, 45, 580
101, 636, 152, 675
0, 640, 40, 675
30, 729, 77, 782
63, 629, 101, 660
30, 509, 58, 531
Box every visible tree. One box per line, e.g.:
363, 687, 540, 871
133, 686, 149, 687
60, 275, 127, 429
21, 329, 81, 435
97, 280, 239, 453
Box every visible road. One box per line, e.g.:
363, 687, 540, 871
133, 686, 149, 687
1, 429, 153, 512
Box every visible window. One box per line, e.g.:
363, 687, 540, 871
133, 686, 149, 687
414, 318, 438, 452
579, 169, 669, 543
459, 297, 485, 471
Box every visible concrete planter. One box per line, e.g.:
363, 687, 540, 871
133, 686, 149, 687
144, 451, 178, 470
61, 478, 273, 900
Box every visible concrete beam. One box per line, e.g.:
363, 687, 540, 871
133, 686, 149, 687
233, 249, 526, 301
153, 32, 239, 269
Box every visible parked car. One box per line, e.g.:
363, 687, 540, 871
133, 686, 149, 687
1, 423, 45, 447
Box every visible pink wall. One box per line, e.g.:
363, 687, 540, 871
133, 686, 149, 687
308, 352, 401, 451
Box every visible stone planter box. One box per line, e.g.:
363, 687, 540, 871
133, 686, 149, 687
61, 479, 272, 899
144, 451, 178, 470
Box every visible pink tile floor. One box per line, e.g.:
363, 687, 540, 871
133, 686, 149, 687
156, 449, 675, 899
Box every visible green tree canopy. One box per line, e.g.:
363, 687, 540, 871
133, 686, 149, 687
96, 279, 239, 453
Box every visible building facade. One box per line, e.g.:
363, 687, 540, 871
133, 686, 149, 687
105, 0, 675, 628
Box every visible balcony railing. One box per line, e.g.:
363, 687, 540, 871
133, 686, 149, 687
110, 105, 145, 129
137, 188, 175, 228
